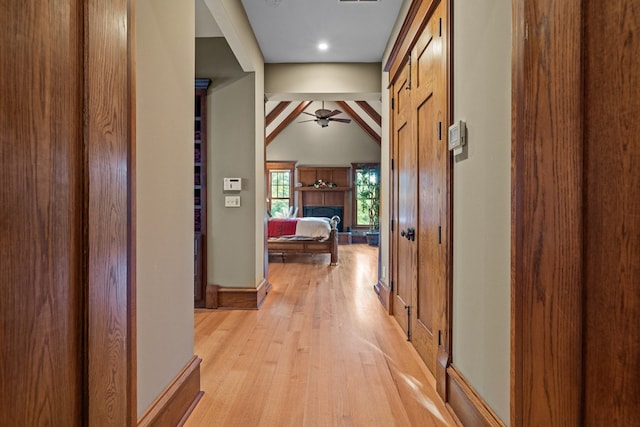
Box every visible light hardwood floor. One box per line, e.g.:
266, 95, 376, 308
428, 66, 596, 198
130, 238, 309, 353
186, 245, 455, 426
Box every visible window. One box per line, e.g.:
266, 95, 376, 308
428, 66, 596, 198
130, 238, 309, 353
266, 162, 295, 218
353, 163, 380, 228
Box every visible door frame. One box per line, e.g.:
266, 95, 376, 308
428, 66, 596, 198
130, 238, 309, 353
84, 0, 137, 424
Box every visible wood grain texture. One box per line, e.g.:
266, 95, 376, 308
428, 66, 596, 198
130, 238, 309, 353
582, 0, 640, 424
137, 356, 203, 427
0, 0, 84, 424
85, 0, 135, 424
215, 279, 272, 310
186, 245, 456, 426
446, 366, 506, 427
511, 0, 583, 425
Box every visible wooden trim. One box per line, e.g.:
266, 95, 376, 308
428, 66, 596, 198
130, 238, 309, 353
205, 284, 218, 309
373, 279, 391, 314
386, 0, 439, 84
511, 0, 583, 425
137, 356, 204, 427
266, 101, 311, 145
265, 101, 291, 127
215, 279, 272, 310
85, 0, 136, 424
355, 101, 381, 126
446, 365, 506, 427
336, 101, 381, 144
383, 0, 423, 72
256, 279, 272, 308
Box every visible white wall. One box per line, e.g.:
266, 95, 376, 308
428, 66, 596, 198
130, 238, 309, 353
136, 0, 195, 416
265, 63, 382, 101
452, 0, 511, 423
201, 0, 266, 288
267, 101, 380, 166
209, 74, 258, 287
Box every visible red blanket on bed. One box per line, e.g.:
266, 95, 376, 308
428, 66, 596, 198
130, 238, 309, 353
268, 218, 298, 237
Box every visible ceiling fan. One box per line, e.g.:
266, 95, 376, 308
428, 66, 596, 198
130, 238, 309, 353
299, 102, 352, 128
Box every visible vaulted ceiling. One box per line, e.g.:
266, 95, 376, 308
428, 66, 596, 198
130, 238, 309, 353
265, 100, 381, 145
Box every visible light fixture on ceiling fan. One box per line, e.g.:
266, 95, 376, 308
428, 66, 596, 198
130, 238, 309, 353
298, 101, 352, 128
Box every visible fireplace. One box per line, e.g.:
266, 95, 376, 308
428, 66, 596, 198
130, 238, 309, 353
303, 206, 344, 232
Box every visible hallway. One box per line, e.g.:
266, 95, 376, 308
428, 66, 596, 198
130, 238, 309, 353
186, 245, 455, 426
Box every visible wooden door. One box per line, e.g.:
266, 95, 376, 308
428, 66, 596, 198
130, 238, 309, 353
411, 1, 448, 376
391, 60, 416, 335
0, 0, 135, 424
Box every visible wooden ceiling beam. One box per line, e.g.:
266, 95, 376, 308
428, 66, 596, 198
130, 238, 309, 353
266, 101, 312, 146
336, 101, 381, 145
265, 101, 291, 127
355, 101, 381, 126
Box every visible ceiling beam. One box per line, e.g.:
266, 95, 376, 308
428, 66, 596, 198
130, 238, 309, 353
336, 101, 381, 145
265, 101, 291, 127
355, 101, 381, 126
266, 101, 312, 146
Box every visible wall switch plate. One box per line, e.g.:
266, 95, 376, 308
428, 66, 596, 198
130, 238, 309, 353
225, 196, 240, 207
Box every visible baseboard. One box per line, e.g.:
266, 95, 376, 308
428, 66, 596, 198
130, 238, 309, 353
446, 365, 506, 427
215, 279, 272, 310
138, 356, 203, 427
373, 279, 391, 313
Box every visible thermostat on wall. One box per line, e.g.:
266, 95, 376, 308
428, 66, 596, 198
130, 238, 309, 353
223, 177, 242, 191
448, 120, 466, 155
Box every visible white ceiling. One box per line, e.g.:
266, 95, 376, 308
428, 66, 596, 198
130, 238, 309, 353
240, 0, 404, 63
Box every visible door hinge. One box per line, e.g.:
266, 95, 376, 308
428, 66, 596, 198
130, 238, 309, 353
438, 121, 442, 140
391, 219, 394, 232
438, 330, 442, 346
391, 158, 394, 171
439, 18, 442, 37
390, 280, 394, 292
438, 225, 442, 244
391, 98, 394, 110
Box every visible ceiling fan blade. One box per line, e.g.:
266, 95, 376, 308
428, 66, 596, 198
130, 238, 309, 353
325, 109, 342, 118
301, 111, 317, 117
329, 118, 351, 123
298, 119, 317, 123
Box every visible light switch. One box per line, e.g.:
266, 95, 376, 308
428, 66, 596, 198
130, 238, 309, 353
225, 196, 240, 207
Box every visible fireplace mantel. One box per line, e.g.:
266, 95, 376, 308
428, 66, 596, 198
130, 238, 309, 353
295, 166, 353, 229
294, 186, 352, 192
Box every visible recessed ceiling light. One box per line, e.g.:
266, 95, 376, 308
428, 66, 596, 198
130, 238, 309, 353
318, 42, 329, 51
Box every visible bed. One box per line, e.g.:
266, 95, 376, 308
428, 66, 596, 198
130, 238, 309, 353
267, 216, 340, 265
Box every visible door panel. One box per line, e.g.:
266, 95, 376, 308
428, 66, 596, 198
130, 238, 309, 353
414, 2, 448, 376
392, 62, 415, 334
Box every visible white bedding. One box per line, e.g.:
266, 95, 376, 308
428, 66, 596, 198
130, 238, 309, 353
295, 217, 331, 239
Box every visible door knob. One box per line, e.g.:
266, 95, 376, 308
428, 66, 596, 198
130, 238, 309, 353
406, 228, 415, 241
400, 230, 406, 238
